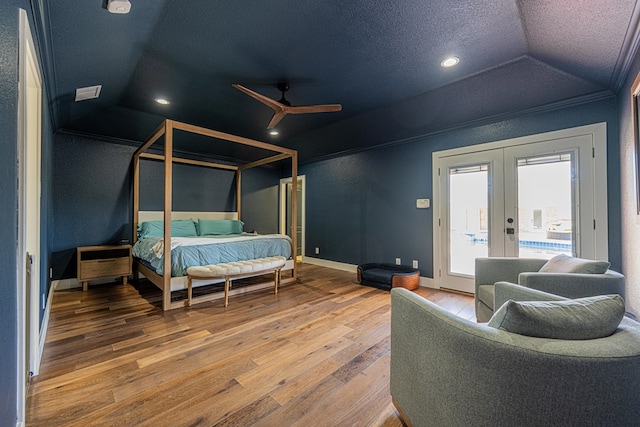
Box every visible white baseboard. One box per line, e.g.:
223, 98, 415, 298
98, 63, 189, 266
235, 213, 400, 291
420, 276, 437, 289
302, 257, 436, 288
52, 277, 80, 290
53, 276, 124, 290
54, 263, 438, 291
303, 257, 358, 273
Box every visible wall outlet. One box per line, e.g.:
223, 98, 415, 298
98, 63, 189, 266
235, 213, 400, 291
412, 260, 419, 268
395, 258, 401, 265
315, 247, 320, 255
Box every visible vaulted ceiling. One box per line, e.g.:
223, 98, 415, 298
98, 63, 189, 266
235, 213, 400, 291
39, 0, 640, 163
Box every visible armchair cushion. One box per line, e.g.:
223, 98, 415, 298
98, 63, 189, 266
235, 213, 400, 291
488, 294, 625, 340
539, 254, 610, 274
493, 281, 567, 309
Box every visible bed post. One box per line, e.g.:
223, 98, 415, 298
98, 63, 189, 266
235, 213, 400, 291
236, 170, 242, 219
291, 153, 298, 280
162, 120, 174, 311
133, 152, 140, 245
133, 120, 167, 287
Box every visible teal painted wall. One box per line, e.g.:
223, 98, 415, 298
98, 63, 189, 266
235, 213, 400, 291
0, 1, 21, 422
302, 97, 621, 276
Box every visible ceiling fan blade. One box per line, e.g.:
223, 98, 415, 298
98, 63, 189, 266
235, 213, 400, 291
232, 84, 285, 112
234, 83, 341, 128
267, 111, 288, 129
286, 104, 343, 114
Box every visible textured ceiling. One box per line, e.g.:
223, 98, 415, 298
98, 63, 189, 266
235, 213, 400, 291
39, 0, 640, 163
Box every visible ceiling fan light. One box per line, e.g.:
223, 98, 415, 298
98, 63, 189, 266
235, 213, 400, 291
441, 56, 460, 68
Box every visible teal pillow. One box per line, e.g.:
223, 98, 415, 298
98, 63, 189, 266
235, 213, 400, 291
538, 254, 610, 274
198, 219, 244, 236
171, 219, 198, 237
488, 294, 625, 340
138, 221, 163, 239
138, 219, 197, 239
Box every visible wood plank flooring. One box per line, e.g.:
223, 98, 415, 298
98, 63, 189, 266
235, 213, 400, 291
26, 263, 475, 426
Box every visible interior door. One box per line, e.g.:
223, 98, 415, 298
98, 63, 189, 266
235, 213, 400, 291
18, 10, 43, 423
435, 131, 604, 294
280, 176, 305, 261
286, 182, 303, 257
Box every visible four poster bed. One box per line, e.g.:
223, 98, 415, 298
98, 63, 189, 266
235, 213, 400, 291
132, 119, 298, 311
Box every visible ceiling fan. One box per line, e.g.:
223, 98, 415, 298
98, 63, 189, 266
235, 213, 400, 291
232, 82, 342, 129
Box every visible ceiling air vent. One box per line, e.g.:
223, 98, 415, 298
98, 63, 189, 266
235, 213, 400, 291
75, 85, 102, 102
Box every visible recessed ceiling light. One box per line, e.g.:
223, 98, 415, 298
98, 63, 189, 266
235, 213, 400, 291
155, 98, 170, 105
269, 130, 279, 136
107, 0, 131, 14
441, 56, 460, 68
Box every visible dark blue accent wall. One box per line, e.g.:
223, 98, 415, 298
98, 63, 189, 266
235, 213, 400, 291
0, 1, 20, 421
240, 167, 282, 234
52, 134, 136, 278
302, 97, 622, 276
139, 160, 236, 212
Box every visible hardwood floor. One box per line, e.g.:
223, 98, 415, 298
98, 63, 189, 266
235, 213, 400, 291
26, 263, 475, 426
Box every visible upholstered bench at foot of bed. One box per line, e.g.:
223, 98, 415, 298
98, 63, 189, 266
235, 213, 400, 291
186, 256, 287, 307
357, 263, 420, 291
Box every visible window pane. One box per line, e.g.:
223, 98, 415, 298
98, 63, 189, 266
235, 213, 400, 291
449, 166, 489, 275
517, 153, 574, 259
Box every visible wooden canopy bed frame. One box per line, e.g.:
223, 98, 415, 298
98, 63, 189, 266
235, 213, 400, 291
132, 119, 298, 311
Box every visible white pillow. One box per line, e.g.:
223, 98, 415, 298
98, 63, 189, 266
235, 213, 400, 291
538, 254, 610, 274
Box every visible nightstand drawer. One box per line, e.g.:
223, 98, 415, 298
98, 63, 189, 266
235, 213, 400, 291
79, 257, 130, 280
77, 244, 132, 290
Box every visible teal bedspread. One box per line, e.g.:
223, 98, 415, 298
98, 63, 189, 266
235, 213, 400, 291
133, 234, 292, 276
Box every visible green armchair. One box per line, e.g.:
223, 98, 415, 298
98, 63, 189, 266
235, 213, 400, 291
474, 256, 625, 322
390, 286, 640, 426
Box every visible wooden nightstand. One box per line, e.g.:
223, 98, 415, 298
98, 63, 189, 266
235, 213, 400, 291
77, 244, 132, 291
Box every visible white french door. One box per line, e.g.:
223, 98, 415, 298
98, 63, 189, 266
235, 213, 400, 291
433, 124, 608, 294
437, 150, 504, 292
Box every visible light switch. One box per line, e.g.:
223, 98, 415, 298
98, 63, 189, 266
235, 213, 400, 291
416, 198, 430, 209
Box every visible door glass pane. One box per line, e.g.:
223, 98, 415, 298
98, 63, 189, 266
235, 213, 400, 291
516, 153, 574, 259
449, 165, 489, 276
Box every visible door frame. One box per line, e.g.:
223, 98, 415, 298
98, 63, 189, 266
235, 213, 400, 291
17, 8, 43, 423
280, 175, 305, 260
432, 123, 608, 292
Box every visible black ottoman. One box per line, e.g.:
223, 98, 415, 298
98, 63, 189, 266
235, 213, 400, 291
357, 263, 420, 291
